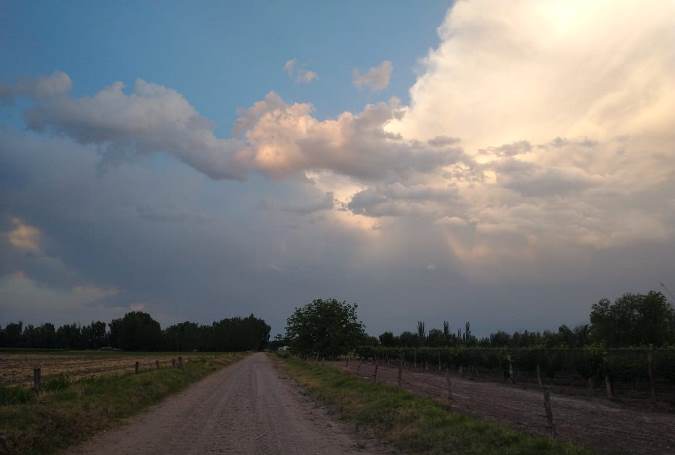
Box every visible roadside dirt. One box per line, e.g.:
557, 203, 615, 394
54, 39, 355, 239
66, 353, 387, 455
336, 360, 675, 455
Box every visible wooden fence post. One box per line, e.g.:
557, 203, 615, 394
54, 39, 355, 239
373, 358, 379, 383
33, 367, 41, 392
508, 354, 515, 384
134, 361, 139, 374
172, 358, 176, 368
587, 377, 594, 397
346, 356, 350, 368
178, 356, 184, 369
414, 349, 417, 369
156, 360, 160, 369
398, 354, 403, 387
647, 345, 656, 402
603, 355, 614, 399
536, 364, 543, 387
446, 368, 453, 407
604, 374, 613, 399
543, 387, 557, 437
438, 351, 441, 371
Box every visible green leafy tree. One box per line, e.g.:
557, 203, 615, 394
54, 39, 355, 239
285, 298, 366, 358
590, 291, 674, 347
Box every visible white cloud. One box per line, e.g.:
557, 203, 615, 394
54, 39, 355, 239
371, 0, 675, 261
22, 75, 246, 180
6, 0, 675, 270
233, 92, 464, 180
283, 58, 318, 84
353, 60, 392, 91
11, 74, 462, 183
283, 59, 296, 75
389, 0, 675, 151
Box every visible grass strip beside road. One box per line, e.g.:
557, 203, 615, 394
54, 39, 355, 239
0, 353, 246, 455
279, 356, 593, 455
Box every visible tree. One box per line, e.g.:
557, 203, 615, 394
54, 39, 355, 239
416, 321, 426, 345
3, 322, 23, 347
57, 323, 84, 349
109, 312, 163, 351
379, 331, 398, 347
285, 298, 366, 358
208, 314, 270, 351
399, 331, 420, 347
590, 291, 674, 347
81, 321, 107, 348
164, 321, 203, 351
427, 328, 446, 347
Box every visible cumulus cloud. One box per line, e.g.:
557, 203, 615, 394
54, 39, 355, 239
283, 59, 318, 84
233, 92, 464, 181
353, 60, 392, 91
390, 1, 675, 149
3, 0, 675, 275
7, 73, 462, 184
368, 0, 675, 262
20, 75, 246, 180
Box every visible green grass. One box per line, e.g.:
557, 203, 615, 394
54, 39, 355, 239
0, 353, 245, 455
278, 356, 594, 455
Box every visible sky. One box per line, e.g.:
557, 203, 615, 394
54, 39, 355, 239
1, 0, 674, 337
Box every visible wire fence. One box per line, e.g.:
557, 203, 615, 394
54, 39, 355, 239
354, 346, 675, 401
0, 354, 203, 389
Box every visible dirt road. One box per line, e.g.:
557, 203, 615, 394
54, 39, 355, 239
339, 361, 675, 455
66, 353, 382, 455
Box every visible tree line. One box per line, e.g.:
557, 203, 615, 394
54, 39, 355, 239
0, 311, 271, 352
376, 291, 674, 349
279, 291, 674, 358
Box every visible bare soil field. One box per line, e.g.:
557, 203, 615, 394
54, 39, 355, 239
335, 360, 675, 455
0, 350, 207, 386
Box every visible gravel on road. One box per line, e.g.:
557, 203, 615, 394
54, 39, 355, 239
66, 353, 384, 455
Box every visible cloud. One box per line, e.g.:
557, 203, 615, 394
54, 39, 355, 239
0, 270, 124, 325
353, 60, 392, 91
348, 183, 462, 218
372, 0, 675, 260
281, 191, 335, 215
283, 58, 318, 84
2, 1, 675, 334
7, 217, 41, 252
0, 71, 72, 104
233, 92, 464, 181
20, 74, 246, 180
389, 1, 675, 150
479, 140, 531, 157
8, 74, 462, 183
